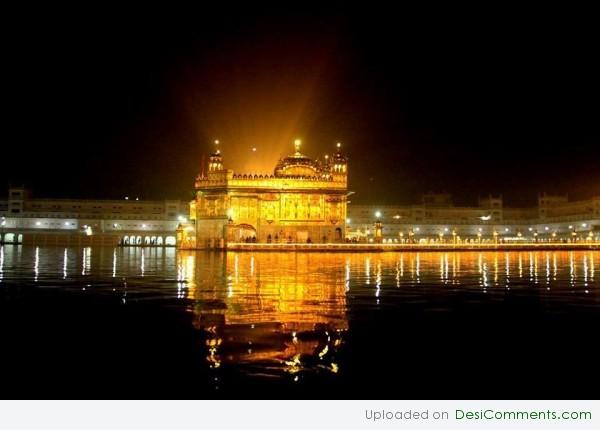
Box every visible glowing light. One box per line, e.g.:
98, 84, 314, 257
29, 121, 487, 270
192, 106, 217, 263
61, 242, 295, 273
375, 211, 382, 218
346, 218, 351, 224
252, 147, 257, 152
336, 142, 341, 148
178, 215, 187, 223
142, 224, 147, 228
582, 223, 588, 228
36, 221, 41, 226
294, 139, 301, 152
479, 215, 491, 221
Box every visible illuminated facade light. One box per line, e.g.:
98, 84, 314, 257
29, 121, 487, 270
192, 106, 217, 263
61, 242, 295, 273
375, 211, 382, 218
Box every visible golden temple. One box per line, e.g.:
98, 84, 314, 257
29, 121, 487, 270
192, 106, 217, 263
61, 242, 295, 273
179, 140, 348, 249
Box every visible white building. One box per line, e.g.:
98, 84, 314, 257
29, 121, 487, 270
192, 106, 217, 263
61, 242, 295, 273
347, 193, 600, 243
0, 187, 189, 246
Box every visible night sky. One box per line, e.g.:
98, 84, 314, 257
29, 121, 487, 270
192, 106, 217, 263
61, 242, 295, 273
4, 7, 599, 206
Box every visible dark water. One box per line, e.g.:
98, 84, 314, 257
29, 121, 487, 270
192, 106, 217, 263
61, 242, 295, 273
1, 246, 598, 398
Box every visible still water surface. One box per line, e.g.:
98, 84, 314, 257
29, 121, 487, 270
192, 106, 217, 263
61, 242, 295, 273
1, 246, 598, 397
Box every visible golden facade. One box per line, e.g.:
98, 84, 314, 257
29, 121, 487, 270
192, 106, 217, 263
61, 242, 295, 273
184, 140, 348, 249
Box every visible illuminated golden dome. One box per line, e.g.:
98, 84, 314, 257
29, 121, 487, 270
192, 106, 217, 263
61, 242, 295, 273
274, 139, 323, 178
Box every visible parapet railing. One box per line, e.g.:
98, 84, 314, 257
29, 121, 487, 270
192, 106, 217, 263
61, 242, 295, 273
225, 242, 600, 252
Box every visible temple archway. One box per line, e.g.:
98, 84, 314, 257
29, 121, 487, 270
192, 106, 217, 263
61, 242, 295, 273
230, 223, 257, 242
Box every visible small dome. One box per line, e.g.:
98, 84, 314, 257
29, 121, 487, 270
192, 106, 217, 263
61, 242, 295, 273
274, 152, 320, 177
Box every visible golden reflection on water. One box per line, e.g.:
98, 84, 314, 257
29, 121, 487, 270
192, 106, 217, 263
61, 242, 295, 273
171, 250, 599, 379
179, 252, 348, 378
0, 246, 597, 380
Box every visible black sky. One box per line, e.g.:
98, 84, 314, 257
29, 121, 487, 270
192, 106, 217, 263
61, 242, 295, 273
3, 6, 599, 206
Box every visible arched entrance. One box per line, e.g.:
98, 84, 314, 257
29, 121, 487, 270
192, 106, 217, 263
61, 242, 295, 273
230, 223, 257, 242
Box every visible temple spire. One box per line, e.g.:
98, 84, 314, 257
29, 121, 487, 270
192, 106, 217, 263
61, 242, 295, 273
294, 139, 302, 155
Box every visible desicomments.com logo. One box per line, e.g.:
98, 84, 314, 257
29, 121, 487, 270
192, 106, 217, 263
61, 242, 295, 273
455, 409, 592, 421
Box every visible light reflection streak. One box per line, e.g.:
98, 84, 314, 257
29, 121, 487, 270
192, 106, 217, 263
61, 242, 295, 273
346, 258, 351, 291
112, 248, 117, 278
570, 252, 575, 286
545, 252, 550, 285
400, 253, 404, 278
493, 253, 498, 285
505, 252, 510, 286
34, 246, 39, 282
81, 247, 91, 276
375, 260, 382, 299
518, 253, 523, 278
583, 254, 588, 286
415, 253, 420, 283
63, 248, 68, 279
0, 246, 4, 282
